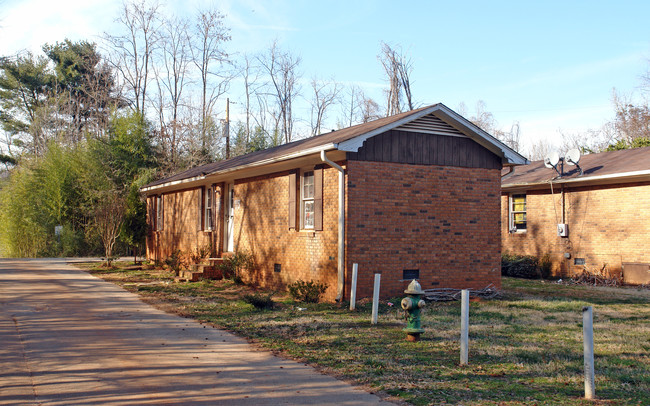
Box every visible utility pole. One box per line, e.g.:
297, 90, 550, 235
225, 98, 230, 159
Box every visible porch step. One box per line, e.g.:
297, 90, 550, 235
175, 258, 226, 282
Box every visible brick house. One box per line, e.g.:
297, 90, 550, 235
501, 146, 650, 284
142, 104, 527, 300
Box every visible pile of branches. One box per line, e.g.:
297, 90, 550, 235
423, 284, 500, 302
569, 269, 622, 287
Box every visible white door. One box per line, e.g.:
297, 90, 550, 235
224, 182, 235, 252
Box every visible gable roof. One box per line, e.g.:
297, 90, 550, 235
142, 103, 527, 193
502, 146, 650, 191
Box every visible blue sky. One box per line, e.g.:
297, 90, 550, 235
2, 0, 649, 153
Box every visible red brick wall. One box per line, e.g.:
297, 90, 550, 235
146, 160, 505, 301
145, 188, 215, 262
232, 168, 340, 301
346, 160, 502, 299
501, 181, 650, 279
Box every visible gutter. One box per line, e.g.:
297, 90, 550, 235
320, 149, 345, 301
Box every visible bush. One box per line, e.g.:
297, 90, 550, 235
501, 253, 552, 279
165, 249, 186, 275
190, 244, 211, 264
288, 280, 328, 303
243, 292, 275, 310
218, 251, 253, 283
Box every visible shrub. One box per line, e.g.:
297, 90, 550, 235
288, 280, 328, 303
243, 292, 275, 310
165, 249, 187, 275
218, 251, 253, 283
190, 244, 212, 264
501, 253, 552, 279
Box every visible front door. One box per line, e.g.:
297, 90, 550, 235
224, 182, 235, 252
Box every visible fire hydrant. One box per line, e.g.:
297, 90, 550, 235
401, 279, 426, 342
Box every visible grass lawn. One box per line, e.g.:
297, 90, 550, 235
79, 262, 649, 405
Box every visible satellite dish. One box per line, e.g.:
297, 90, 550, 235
544, 157, 553, 168
544, 151, 560, 168
565, 148, 581, 165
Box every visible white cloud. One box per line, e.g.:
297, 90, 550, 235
0, 0, 120, 56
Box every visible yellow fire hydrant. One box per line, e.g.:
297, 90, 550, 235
401, 279, 426, 342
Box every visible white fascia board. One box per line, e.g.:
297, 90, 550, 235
140, 175, 206, 193
335, 106, 441, 152
502, 169, 650, 191
140, 143, 337, 194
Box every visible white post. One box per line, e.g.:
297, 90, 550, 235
583, 306, 595, 399
460, 289, 469, 365
371, 273, 381, 325
350, 263, 358, 311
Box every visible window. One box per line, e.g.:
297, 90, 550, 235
301, 171, 315, 229
204, 186, 213, 231
156, 195, 164, 231
509, 193, 526, 232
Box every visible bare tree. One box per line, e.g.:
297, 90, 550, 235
339, 85, 363, 128
612, 91, 650, 143
360, 97, 381, 123
257, 41, 301, 143
309, 78, 340, 135
103, 0, 161, 114
155, 15, 191, 169
241, 53, 263, 145
191, 8, 231, 155
378, 42, 414, 115
94, 193, 125, 267
526, 138, 555, 161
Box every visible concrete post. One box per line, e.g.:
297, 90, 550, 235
583, 306, 595, 399
371, 273, 381, 325
460, 289, 469, 365
350, 263, 358, 311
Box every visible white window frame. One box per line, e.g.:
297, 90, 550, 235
509, 193, 527, 233
300, 170, 315, 229
204, 186, 213, 231
156, 194, 164, 231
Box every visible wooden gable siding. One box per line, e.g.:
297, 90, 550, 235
347, 130, 501, 169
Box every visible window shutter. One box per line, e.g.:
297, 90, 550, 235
157, 195, 164, 231
211, 184, 217, 232
198, 187, 204, 231
314, 166, 323, 231
147, 197, 153, 232
288, 172, 296, 229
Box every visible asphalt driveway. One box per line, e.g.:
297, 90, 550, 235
0, 258, 392, 405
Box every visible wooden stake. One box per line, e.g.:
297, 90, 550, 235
350, 263, 358, 311
460, 289, 469, 365
583, 306, 595, 399
371, 273, 381, 324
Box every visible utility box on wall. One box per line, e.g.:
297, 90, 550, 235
622, 263, 650, 285
557, 223, 568, 237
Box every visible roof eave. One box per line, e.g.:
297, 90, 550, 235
502, 169, 650, 191
336, 105, 442, 152
140, 143, 338, 194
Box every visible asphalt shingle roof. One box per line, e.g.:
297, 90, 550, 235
144, 106, 433, 189
502, 146, 650, 187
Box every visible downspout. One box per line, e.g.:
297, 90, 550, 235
556, 185, 560, 224
320, 150, 345, 301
